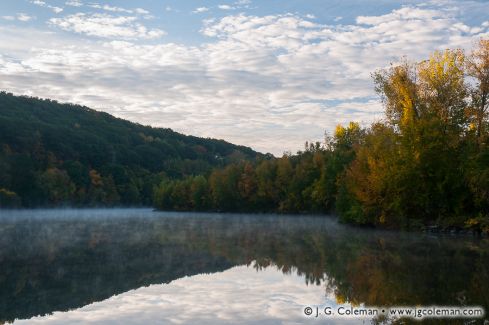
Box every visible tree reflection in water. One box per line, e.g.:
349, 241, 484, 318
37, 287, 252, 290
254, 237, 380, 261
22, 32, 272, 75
0, 209, 487, 324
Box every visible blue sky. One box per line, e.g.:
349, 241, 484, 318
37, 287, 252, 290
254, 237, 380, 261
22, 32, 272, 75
0, 0, 488, 154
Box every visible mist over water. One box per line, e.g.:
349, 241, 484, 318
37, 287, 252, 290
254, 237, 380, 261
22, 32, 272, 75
0, 209, 488, 324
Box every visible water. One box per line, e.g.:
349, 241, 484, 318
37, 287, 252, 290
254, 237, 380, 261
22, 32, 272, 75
0, 209, 488, 324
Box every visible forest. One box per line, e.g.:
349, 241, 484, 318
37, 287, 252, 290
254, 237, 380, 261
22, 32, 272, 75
0, 92, 261, 207
154, 40, 489, 233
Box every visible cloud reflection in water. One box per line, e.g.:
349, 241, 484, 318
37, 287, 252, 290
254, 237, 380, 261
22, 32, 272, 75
16, 264, 363, 325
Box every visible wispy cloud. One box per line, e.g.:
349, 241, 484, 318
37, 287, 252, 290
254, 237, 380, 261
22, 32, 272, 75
49, 13, 165, 40
65, 0, 82, 7
2, 13, 35, 22
193, 7, 210, 14
88, 4, 133, 14
30, 0, 63, 13
217, 0, 253, 11
218, 5, 234, 10
64, 2, 150, 16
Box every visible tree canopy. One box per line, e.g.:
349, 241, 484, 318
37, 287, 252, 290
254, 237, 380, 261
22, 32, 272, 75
0, 92, 260, 207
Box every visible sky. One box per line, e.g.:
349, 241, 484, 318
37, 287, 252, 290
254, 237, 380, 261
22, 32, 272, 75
0, 0, 488, 155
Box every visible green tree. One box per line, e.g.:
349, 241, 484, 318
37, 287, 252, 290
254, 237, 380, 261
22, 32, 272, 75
38, 168, 76, 205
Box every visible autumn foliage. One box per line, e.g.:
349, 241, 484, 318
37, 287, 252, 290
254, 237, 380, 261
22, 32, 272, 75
155, 40, 489, 232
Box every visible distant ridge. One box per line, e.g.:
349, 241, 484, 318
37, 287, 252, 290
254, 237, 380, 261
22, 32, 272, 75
0, 91, 261, 207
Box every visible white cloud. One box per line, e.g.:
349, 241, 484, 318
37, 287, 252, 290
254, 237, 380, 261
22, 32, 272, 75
1, 1, 489, 154
17, 13, 34, 21
356, 7, 443, 25
193, 7, 209, 14
2, 13, 34, 22
30, 0, 63, 13
233, 0, 253, 9
73, 3, 150, 16
218, 5, 234, 10
65, 0, 82, 7
135, 8, 150, 15
48, 13, 166, 40
217, 0, 251, 10
88, 4, 132, 13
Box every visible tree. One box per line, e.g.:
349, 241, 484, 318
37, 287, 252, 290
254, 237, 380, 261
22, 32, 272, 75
39, 168, 76, 205
373, 60, 420, 129
418, 49, 467, 137
190, 175, 211, 210
238, 162, 258, 210
467, 39, 489, 140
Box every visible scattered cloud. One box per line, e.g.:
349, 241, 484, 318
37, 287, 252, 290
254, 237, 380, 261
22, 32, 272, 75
48, 13, 166, 40
1, 1, 489, 154
88, 4, 133, 14
65, 1, 82, 7
135, 8, 150, 15
17, 13, 34, 22
64, 2, 151, 16
218, 0, 253, 11
30, 0, 63, 13
218, 5, 234, 10
2, 13, 35, 22
193, 7, 210, 14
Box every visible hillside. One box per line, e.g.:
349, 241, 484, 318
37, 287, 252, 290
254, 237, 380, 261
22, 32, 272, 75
0, 92, 261, 207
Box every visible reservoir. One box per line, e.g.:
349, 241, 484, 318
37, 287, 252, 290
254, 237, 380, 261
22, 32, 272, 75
0, 209, 487, 324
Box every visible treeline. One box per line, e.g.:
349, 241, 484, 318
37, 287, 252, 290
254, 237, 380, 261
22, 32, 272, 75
153, 126, 360, 213
0, 92, 260, 207
154, 40, 489, 233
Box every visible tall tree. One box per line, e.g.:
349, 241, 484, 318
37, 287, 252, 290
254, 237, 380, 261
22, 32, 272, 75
467, 39, 489, 140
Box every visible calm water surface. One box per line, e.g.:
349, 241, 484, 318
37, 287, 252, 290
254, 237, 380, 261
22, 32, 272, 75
0, 209, 488, 324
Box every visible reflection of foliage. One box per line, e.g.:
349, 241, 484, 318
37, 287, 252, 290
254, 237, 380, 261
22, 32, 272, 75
0, 188, 20, 207
0, 214, 235, 323
203, 220, 489, 324
465, 214, 489, 235
0, 212, 488, 324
